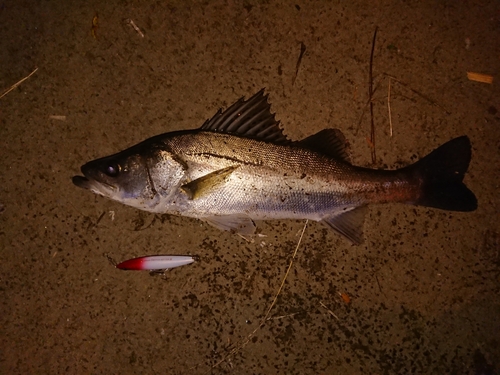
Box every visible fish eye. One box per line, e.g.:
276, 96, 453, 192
104, 162, 120, 177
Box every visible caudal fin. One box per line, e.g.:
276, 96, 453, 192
410, 136, 477, 211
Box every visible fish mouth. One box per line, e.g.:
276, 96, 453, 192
72, 165, 93, 190
72, 165, 116, 194
72, 175, 91, 189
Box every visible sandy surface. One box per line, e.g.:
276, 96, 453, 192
1, 1, 499, 374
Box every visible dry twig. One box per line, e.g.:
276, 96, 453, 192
49, 115, 66, 121
467, 72, 493, 84
292, 42, 306, 86
320, 301, 339, 320
0, 67, 38, 100
387, 77, 393, 137
125, 19, 145, 38
267, 312, 300, 321
382, 74, 451, 115
368, 27, 378, 164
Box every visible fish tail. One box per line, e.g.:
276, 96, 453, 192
410, 136, 477, 211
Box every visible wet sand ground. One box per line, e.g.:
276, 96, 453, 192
1, 1, 499, 374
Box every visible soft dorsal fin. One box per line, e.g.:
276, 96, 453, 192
297, 129, 351, 163
200, 89, 289, 144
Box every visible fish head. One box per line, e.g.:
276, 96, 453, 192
72, 150, 158, 208
72, 142, 187, 211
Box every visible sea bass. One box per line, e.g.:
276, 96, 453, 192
72, 90, 477, 244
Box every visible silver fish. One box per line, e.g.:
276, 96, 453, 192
72, 90, 477, 244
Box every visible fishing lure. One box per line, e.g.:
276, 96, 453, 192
116, 255, 195, 271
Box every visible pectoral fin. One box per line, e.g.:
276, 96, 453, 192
321, 206, 367, 245
203, 214, 256, 236
181, 165, 239, 200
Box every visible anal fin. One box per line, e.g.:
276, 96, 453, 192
321, 206, 367, 245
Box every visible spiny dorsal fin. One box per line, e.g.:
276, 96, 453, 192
200, 89, 289, 144
297, 129, 351, 163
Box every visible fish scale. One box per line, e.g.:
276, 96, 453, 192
163, 133, 366, 213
